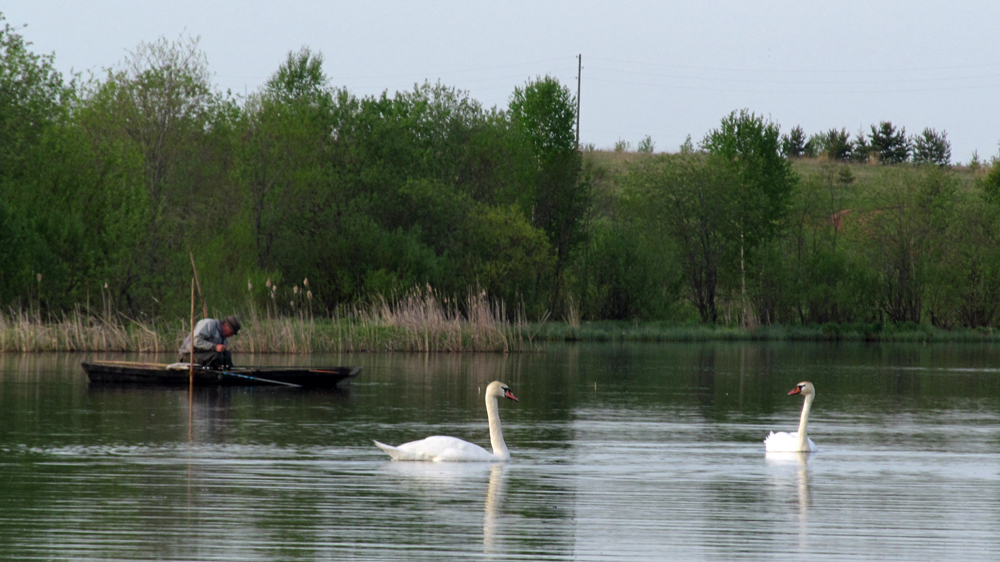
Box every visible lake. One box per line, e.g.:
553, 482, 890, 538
1, 342, 999, 561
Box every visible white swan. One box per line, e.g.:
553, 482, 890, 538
374, 381, 519, 462
764, 381, 818, 453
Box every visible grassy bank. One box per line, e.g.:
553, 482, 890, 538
533, 321, 1000, 343
4, 305, 998, 353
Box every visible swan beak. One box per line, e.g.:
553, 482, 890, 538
504, 389, 519, 402
787, 386, 803, 396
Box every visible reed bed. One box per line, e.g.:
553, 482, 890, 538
0, 287, 538, 353
9, 295, 992, 353
0, 307, 167, 352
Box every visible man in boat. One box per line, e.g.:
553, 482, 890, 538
179, 315, 242, 369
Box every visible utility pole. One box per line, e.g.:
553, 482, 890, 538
576, 54, 582, 149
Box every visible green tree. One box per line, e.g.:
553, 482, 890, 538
859, 166, 956, 323
701, 109, 797, 326
0, 15, 116, 311
776, 165, 874, 325
508, 76, 588, 312
982, 158, 1000, 205
823, 128, 852, 161
78, 35, 226, 315
869, 121, 910, 164
781, 126, 806, 157
235, 47, 335, 272
629, 154, 742, 323
850, 129, 872, 163
911, 128, 951, 167
637, 135, 655, 154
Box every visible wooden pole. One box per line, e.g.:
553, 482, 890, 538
576, 54, 582, 149
190, 252, 208, 319
189, 278, 195, 389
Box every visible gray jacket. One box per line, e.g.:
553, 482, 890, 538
179, 318, 228, 355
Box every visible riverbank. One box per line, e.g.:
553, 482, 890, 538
534, 321, 999, 343
3, 305, 997, 353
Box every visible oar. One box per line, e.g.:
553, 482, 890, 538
195, 366, 302, 388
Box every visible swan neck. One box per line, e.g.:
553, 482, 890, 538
796, 393, 814, 450
486, 393, 509, 460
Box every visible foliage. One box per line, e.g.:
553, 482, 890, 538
869, 121, 910, 164
679, 134, 695, 154
911, 127, 952, 167
857, 167, 957, 323
701, 110, 795, 235
637, 135, 655, 153
850, 129, 872, 163
628, 154, 742, 323
781, 126, 806, 158
980, 158, 1000, 206
5, 21, 1000, 334
508, 76, 587, 312
823, 128, 852, 161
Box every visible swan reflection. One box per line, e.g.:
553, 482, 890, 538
375, 460, 508, 554
483, 463, 508, 554
766, 451, 811, 550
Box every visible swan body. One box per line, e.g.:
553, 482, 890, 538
765, 381, 818, 453
375, 381, 519, 462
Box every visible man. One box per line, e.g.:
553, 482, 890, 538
179, 315, 242, 369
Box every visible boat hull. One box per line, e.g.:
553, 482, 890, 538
82, 361, 361, 388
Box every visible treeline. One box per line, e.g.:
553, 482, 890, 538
4, 18, 1000, 330
1, 23, 583, 321
779, 122, 955, 166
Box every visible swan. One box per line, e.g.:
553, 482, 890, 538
764, 381, 818, 453
374, 381, 519, 462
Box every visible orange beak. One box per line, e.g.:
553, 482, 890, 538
504, 389, 519, 402
787, 386, 802, 396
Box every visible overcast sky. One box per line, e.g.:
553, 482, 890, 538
5, 1, 1000, 163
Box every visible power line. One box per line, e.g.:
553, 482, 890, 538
587, 55, 1000, 75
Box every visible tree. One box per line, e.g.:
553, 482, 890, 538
860, 167, 956, 323
0, 15, 101, 311
508, 76, 588, 311
823, 128, 852, 161
701, 109, 797, 326
629, 154, 742, 323
781, 126, 806, 158
869, 121, 910, 164
912, 128, 951, 167
850, 129, 872, 163
236, 47, 335, 271
0, 16, 73, 179
77, 35, 225, 315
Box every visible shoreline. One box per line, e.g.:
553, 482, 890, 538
2, 312, 996, 353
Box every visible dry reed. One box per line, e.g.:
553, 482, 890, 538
0, 287, 538, 353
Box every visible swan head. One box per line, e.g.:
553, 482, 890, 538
787, 381, 815, 397
486, 381, 519, 402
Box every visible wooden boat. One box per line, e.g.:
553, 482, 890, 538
82, 360, 361, 388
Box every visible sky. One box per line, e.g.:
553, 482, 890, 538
5, 1, 1000, 163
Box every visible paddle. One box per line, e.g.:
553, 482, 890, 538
195, 365, 303, 388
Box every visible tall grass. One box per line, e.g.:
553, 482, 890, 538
7, 293, 996, 353
0, 306, 167, 352
0, 287, 539, 353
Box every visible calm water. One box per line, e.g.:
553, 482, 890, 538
2, 342, 999, 561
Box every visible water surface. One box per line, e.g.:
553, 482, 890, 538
1, 342, 998, 560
